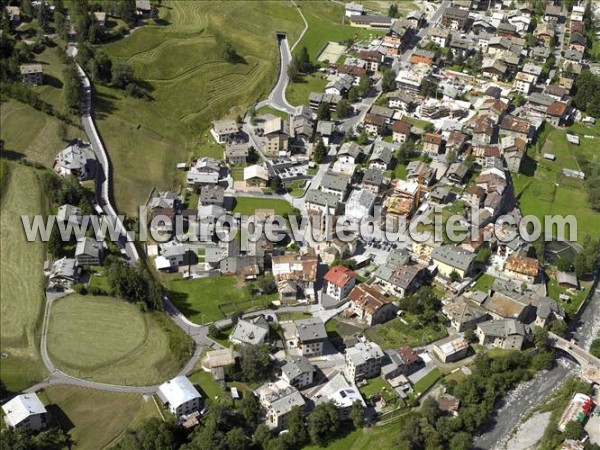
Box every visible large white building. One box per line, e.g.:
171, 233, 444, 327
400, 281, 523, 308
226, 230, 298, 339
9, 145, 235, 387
344, 340, 384, 381
345, 189, 375, 220
157, 376, 203, 417
2, 393, 48, 432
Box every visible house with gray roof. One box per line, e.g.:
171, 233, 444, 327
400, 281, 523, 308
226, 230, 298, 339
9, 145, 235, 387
476, 319, 530, 350
294, 318, 327, 356
229, 315, 270, 346
48, 257, 80, 290
369, 145, 394, 171
344, 340, 385, 381
345, 189, 375, 220
57, 204, 82, 226
320, 171, 351, 200
533, 296, 565, 328
361, 168, 384, 193
75, 237, 105, 266
255, 380, 306, 430
431, 245, 476, 279
304, 189, 340, 215
54, 141, 96, 180
280, 355, 316, 389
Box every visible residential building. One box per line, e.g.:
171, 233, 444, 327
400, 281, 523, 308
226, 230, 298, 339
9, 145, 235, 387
255, 380, 306, 430
75, 237, 105, 266
325, 74, 354, 96
361, 168, 384, 193
483, 290, 533, 322
369, 143, 394, 170
442, 7, 470, 30
350, 15, 393, 29
157, 376, 203, 417
19, 63, 43, 85
359, 50, 381, 72
312, 372, 366, 420
199, 185, 225, 207
447, 162, 469, 184
211, 119, 238, 144
432, 336, 471, 363
423, 133, 443, 155
499, 115, 530, 141
348, 283, 398, 326
294, 318, 327, 356
345, 189, 375, 220
304, 189, 340, 215
345, 2, 365, 17
54, 141, 95, 180
504, 251, 539, 283
392, 120, 412, 144
57, 204, 82, 226
320, 170, 350, 200
225, 142, 249, 164
229, 315, 270, 345
513, 71, 536, 95
2, 393, 47, 432
263, 117, 290, 157
322, 265, 356, 307
534, 296, 565, 328
280, 355, 316, 388
431, 245, 476, 279
443, 296, 490, 331
430, 28, 451, 47
244, 164, 269, 187
476, 319, 529, 350
344, 340, 385, 381
363, 113, 386, 135
373, 263, 426, 298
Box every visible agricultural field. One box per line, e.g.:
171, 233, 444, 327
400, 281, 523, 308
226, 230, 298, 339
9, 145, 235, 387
40, 386, 160, 450
512, 122, 600, 243
96, 1, 304, 215
0, 163, 48, 392
46, 294, 187, 385
0, 100, 85, 166
232, 196, 295, 216
168, 276, 276, 324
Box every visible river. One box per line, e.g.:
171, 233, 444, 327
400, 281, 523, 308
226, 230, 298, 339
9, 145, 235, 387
473, 357, 579, 450
573, 282, 600, 351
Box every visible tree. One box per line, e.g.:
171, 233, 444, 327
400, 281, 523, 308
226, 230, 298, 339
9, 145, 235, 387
449, 270, 461, 282
420, 78, 439, 98
347, 86, 359, 102
464, 328, 478, 343
475, 247, 491, 264
357, 74, 371, 97
533, 326, 549, 350
548, 319, 568, 337
556, 257, 572, 272
590, 338, 600, 359
120, 0, 137, 26
257, 273, 277, 294
269, 175, 283, 192
287, 60, 300, 82
397, 141, 415, 165
563, 421, 585, 441
388, 3, 399, 18
421, 397, 440, 425
317, 102, 330, 120
63, 64, 81, 113
356, 128, 369, 145
247, 146, 259, 164
308, 402, 339, 446
239, 344, 272, 382
336, 98, 352, 118
221, 41, 238, 63
252, 424, 273, 449
111, 63, 135, 89
225, 428, 247, 450
313, 138, 328, 163
350, 400, 364, 428
295, 46, 312, 73
381, 68, 396, 93
113, 418, 180, 450
240, 393, 261, 429
449, 432, 472, 450
285, 405, 309, 448
446, 148, 457, 164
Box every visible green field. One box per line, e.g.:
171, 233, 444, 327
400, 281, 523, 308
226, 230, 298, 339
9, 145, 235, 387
0, 100, 85, 166
412, 367, 442, 395
294, 1, 386, 61
303, 420, 403, 450
40, 385, 159, 450
366, 314, 448, 350
286, 72, 328, 107
472, 274, 496, 292
232, 196, 295, 216
513, 123, 600, 242
168, 276, 276, 324
256, 106, 290, 120
46, 295, 187, 385
0, 163, 48, 392
96, 1, 304, 215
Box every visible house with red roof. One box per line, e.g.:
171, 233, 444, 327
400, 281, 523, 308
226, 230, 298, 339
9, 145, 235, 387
321, 265, 356, 309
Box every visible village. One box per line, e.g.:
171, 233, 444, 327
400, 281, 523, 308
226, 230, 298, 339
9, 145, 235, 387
2, 0, 600, 449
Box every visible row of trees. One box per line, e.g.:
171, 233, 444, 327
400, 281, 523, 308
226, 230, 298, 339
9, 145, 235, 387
573, 70, 600, 118
287, 46, 312, 82
105, 257, 164, 310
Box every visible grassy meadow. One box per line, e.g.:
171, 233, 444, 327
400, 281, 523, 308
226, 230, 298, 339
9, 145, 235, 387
168, 275, 276, 324
232, 196, 295, 216
95, 1, 304, 215
0, 162, 49, 392
46, 294, 188, 385
39, 386, 160, 450
512, 122, 600, 243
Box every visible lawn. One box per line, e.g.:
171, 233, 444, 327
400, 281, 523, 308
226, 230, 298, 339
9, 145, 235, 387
256, 106, 290, 120
188, 369, 229, 404
168, 276, 276, 324
412, 367, 442, 395
286, 72, 328, 107
303, 420, 403, 450
513, 124, 600, 243
232, 196, 295, 216
472, 274, 496, 292
0, 163, 48, 392
359, 376, 393, 400
95, 1, 304, 215
277, 311, 312, 321
366, 314, 448, 350
285, 179, 308, 198
46, 294, 189, 385
547, 278, 592, 316
40, 385, 159, 450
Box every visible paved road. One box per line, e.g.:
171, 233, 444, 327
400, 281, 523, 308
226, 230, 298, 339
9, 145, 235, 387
258, 35, 297, 115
